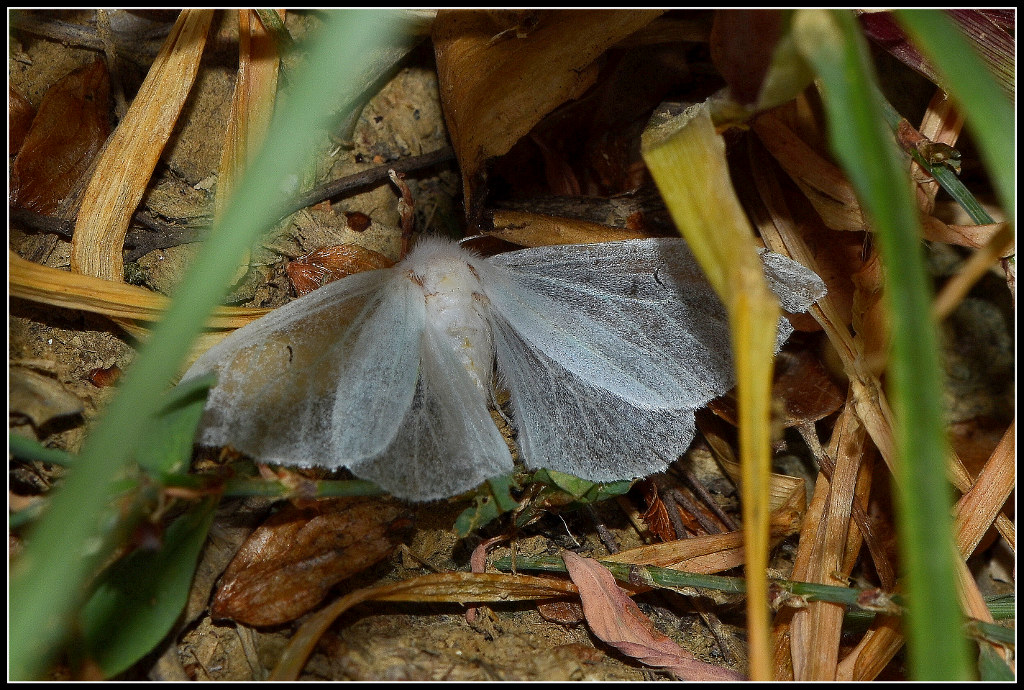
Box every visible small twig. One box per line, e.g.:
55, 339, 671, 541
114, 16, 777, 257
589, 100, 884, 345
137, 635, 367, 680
388, 169, 416, 259
669, 487, 722, 535
680, 467, 738, 532
11, 146, 457, 261
584, 504, 620, 554
661, 488, 691, 540
290, 145, 454, 213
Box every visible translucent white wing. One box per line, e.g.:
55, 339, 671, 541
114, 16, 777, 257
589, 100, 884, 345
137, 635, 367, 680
348, 317, 514, 501
757, 247, 828, 314
483, 238, 733, 410
181, 268, 424, 467
484, 238, 826, 482
491, 309, 696, 481
484, 238, 825, 412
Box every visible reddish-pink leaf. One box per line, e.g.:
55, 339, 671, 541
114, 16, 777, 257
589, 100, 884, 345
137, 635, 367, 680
859, 10, 1014, 101
562, 551, 745, 680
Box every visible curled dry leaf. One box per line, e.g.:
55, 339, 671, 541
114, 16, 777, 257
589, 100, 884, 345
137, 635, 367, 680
211, 496, 412, 627
562, 551, 745, 680
10, 59, 111, 217
432, 9, 663, 222
285, 244, 394, 296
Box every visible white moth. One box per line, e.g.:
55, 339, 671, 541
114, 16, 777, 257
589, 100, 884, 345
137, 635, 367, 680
182, 237, 825, 501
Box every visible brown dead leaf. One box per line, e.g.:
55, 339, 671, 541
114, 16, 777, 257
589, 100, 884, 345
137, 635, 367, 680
285, 244, 394, 296
211, 496, 412, 627
710, 10, 784, 106
708, 346, 844, 429
10, 59, 110, 217
562, 551, 745, 680
432, 9, 662, 222
639, 480, 675, 542
8, 85, 35, 153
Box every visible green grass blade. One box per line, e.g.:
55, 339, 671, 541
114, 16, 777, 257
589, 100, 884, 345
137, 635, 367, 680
78, 498, 218, 677
9, 11, 397, 680
793, 10, 972, 680
895, 10, 1015, 220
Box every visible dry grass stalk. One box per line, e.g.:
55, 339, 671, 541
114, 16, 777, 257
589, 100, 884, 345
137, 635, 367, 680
952, 421, 1016, 556
750, 113, 1012, 680
912, 89, 964, 214
70, 9, 213, 282
642, 102, 786, 681
604, 497, 803, 574
932, 223, 1015, 321
214, 10, 284, 283
9, 249, 269, 329
271, 571, 579, 680
488, 209, 649, 247
755, 105, 1008, 250
790, 399, 870, 680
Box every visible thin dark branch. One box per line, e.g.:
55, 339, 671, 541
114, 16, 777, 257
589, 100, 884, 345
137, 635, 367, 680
10, 145, 458, 262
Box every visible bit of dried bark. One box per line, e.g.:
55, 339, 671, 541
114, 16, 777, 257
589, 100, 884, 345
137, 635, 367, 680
211, 497, 413, 627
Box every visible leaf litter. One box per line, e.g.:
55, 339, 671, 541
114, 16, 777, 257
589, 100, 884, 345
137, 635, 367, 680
8, 9, 1014, 681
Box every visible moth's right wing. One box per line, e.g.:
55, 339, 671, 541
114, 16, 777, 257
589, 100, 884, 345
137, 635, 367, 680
182, 268, 424, 468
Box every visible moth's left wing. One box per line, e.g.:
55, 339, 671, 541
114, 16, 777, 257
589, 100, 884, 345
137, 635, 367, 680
490, 308, 697, 481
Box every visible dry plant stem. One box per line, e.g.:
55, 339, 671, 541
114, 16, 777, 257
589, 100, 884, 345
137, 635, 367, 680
216, 9, 282, 221
70, 9, 213, 282
753, 108, 1006, 250
750, 146, 1011, 678
12, 147, 457, 259
680, 467, 738, 531
790, 399, 868, 680
388, 169, 415, 258
932, 223, 1015, 321
270, 572, 579, 680
912, 89, 964, 214
796, 422, 894, 589
8, 250, 268, 328
641, 103, 780, 681
668, 487, 721, 535
952, 421, 1016, 556
215, 9, 283, 284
